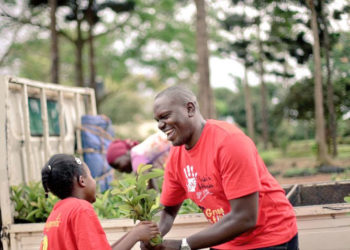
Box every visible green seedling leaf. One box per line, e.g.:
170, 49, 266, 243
137, 164, 153, 176
137, 171, 164, 186
111, 185, 136, 195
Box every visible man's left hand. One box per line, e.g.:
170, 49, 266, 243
153, 239, 181, 250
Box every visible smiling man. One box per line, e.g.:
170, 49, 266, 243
151, 86, 298, 250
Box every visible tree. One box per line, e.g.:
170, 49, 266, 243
219, 11, 255, 140
194, 0, 215, 119
306, 0, 331, 165
49, 0, 59, 83
319, 0, 337, 156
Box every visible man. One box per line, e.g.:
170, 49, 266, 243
151, 86, 298, 250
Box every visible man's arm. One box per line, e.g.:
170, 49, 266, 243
161, 192, 259, 249
159, 203, 183, 236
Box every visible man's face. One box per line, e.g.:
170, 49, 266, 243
82, 163, 97, 203
153, 95, 192, 147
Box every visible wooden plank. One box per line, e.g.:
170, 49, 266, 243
89, 88, 97, 115
75, 93, 83, 156
0, 76, 12, 250
41, 88, 50, 162
286, 184, 298, 200
58, 90, 65, 153
9, 76, 93, 95
294, 203, 350, 216
22, 84, 31, 183
8, 211, 350, 250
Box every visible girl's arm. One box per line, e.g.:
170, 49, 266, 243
111, 221, 159, 250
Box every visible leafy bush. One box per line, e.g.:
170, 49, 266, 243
111, 164, 164, 246
345, 195, 350, 204
262, 154, 274, 167
179, 199, 202, 214
282, 168, 317, 178
11, 182, 59, 223
93, 188, 122, 219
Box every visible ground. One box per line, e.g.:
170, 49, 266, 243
268, 156, 350, 185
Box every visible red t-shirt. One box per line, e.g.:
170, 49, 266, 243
161, 120, 297, 249
40, 197, 111, 250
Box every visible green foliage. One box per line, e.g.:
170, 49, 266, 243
93, 188, 122, 219
344, 196, 350, 204
261, 154, 274, 167
282, 168, 317, 178
111, 165, 164, 222
179, 199, 202, 214
10, 182, 59, 223
111, 164, 164, 246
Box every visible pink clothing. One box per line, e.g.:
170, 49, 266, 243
161, 120, 297, 249
130, 132, 171, 172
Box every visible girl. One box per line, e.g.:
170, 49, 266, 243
40, 153, 159, 250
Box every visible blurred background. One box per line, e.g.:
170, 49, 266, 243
1, 0, 350, 182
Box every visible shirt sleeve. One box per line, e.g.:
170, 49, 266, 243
160, 148, 187, 206
217, 134, 261, 200
72, 205, 112, 250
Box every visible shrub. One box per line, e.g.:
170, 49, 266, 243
260, 154, 274, 167
10, 182, 58, 223
179, 199, 202, 214
111, 164, 164, 246
282, 168, 317, 178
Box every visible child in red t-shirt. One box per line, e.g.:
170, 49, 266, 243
40, 154, 159, 250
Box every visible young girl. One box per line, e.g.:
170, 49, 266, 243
40, 153, 159, 250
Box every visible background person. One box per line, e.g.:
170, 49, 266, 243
106, 132, 171, 190
40, 153, 159, 250
149, 86, 298, 250
107, 132, 171, 173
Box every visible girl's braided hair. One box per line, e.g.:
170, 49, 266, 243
41, 154, 85, 199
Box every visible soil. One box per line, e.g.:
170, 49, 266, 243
268, 156, 350, 185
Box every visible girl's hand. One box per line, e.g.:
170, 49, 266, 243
134, 221, 160, 242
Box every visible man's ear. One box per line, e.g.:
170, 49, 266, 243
187, 102, 196, 117
77, 175, 86, 187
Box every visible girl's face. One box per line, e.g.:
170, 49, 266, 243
82, 163, 97, 203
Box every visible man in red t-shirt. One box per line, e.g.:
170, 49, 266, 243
150, 86, 298, 250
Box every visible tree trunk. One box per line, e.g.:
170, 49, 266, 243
75, 19, 84, 87
257, 23, 269, 149
87, 0, 98, 109
194, 0, 215, 119
307, 0, 332, 165
243, 66, 255, 141
49, 0, 59, 83
319, 0, 337, 157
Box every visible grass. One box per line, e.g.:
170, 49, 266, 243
258, 139, 350, 179
338, 144, 350, 159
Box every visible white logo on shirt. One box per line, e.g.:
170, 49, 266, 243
184, 165, 197, 192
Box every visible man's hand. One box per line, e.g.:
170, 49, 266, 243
157, 240, 181, 250
141, 239, 181, 250
140, 241, 153, 250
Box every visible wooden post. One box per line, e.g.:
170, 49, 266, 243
58, 90, 65, 153
41, 88, 50, 163
22, 84, 31, 184
75, 93, 83, 156
0, 76, 13, 250
89, 89, 97, 115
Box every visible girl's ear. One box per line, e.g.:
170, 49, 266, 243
77, 175, 86, 187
